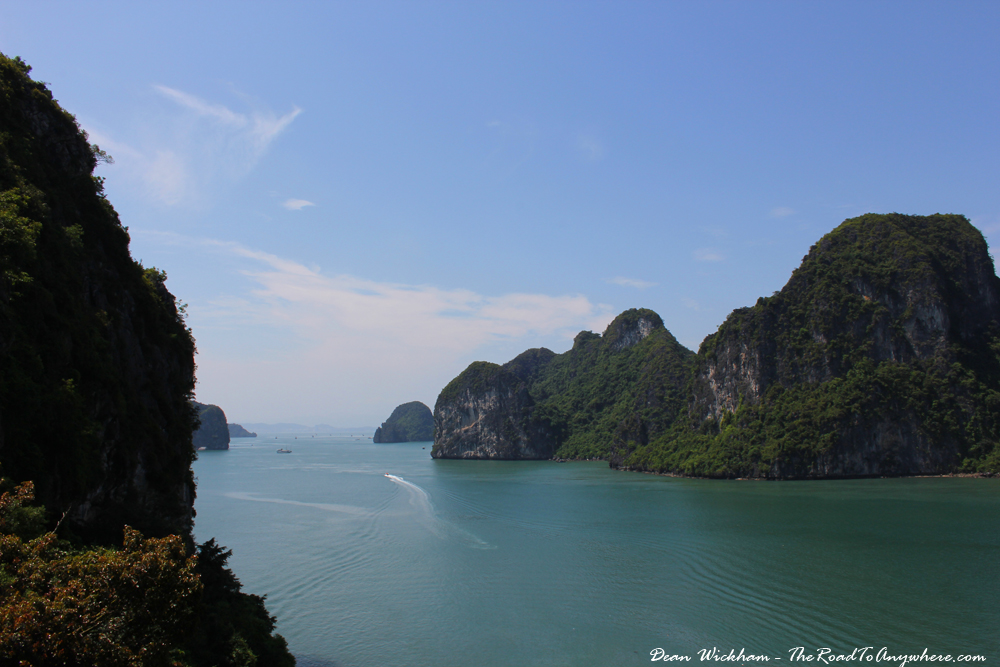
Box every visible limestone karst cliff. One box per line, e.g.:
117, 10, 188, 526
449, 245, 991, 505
192, 401, 231, 450
647, 213, 1000, 477
0, 55, 197, 541
373, 401, 434, 442
0, 53, 295, 666
434, 215, 1000, 477
432, 309, 694, 460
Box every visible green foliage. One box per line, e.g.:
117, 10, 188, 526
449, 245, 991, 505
628, 213, 1000, 477
436, 216, 1000, 476
436, 361, 504, 407
0, 55, 295, 666
375, 401, 434, 442
0, 480, 202, 666
180, 539, 295, 667
533, 319, 693, 459
445, 309, 696, 460
0, 188, 42, 292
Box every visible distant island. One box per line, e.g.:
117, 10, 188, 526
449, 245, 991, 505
433, 213, 1000, 479
192, 401, 231, 450
374, 401, 435, 442
238, 423, 373, 434
228, 423, 257, 438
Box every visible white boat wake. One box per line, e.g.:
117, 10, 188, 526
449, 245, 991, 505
384, 474, 493, 550
225, 492, 373, 517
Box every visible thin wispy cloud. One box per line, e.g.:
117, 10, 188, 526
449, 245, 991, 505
141, 231, 615, 356
682, 297, 700, 311
283, 199, 315, 211
154, 85, 301, 153
223, 244, 611, 347
154, 85, 246, 126
693, 248, 725, 262
607, 276, 656, 289
141, 231, 617, 421
83, 86, 301, 206
770, 206, 796, 218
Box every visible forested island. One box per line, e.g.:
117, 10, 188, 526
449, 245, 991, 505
434, 213, 1000, 478
0, 54, 293, 665
192, 401, 231, 450
228, 423, 258, 438
373, 401, 435, 442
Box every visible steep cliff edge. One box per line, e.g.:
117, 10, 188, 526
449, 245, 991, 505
0, 55, 197, 541
432, 309, 694, 460
432, 357, 558, 459
620, 213, 1000, 477
0, 54, 295, 666
373, 401, 434, 442
193, 401, 231, 450
433, 215, 1000, 477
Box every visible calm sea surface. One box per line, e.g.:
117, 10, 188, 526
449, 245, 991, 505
192, 436, 1000, 667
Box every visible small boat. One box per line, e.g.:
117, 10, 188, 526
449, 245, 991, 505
277, 448, 292, 453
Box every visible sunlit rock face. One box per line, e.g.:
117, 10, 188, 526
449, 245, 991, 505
432, 358, 558, 460
684, 213, 1000, 477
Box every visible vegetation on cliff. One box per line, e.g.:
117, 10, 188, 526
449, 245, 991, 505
0, 53, 197, 540
228, 423, 257, 438
432, 309, 694, 460
373, 401, 434, 442
434, 215, 1000, 477
0, 54, 295, 664
193, 401, 231, 450
0, 478, 200, 665
617, 213, 1000, 477
533, 310, 694, 459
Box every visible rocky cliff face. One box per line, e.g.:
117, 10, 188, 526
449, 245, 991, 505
433, 310, 694, 460
691, 214, 1000, 425
622, 213, 1000, 478
0, 55, 197, 541
433, 216, 1000, 477
193, 402, 231, 450
431, 357, 559, 459
373, 401, 434, 442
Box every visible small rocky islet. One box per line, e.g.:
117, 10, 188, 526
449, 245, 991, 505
373, 401, 434, 442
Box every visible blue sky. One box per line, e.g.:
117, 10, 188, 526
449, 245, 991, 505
3, 1, 999, 426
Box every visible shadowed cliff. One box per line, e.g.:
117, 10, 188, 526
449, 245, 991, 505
0, 53, 295, 666
193, 401, 231, 450
373, 401, 434, 442
0, 55, 197, 542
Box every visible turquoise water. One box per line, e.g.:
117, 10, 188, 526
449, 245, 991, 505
192, 437, 1000, 667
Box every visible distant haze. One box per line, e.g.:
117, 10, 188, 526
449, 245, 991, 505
237, 424, 376, 435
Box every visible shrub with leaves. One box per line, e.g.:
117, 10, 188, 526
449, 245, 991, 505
0, 479, 201, 666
